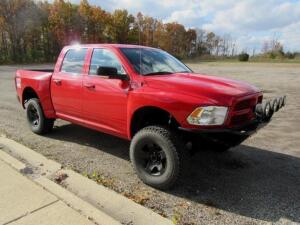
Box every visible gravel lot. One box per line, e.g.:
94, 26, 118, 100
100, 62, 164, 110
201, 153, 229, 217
0, 62, 299, 224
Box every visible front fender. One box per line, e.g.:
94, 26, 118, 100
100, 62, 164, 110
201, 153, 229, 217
126, 87, 218, 139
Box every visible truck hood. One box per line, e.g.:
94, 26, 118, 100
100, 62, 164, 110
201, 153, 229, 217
144, 73, 261, 105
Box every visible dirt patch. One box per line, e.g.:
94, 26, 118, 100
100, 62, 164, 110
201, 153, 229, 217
54, 172, 69, 184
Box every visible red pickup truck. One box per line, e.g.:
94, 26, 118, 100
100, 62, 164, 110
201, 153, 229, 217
15, 44, 285, 189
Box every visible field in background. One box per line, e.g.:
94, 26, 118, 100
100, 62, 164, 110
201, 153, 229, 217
184, 56, 300, 64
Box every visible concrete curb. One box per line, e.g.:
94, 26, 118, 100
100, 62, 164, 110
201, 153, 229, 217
60, 169, 173, 225
0, 150, 26, 171
0, 137, 173, 225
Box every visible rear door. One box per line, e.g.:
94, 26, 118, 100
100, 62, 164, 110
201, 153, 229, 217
51, 48, 88, 119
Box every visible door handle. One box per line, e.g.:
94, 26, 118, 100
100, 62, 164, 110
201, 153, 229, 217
84, 83, 95, 89
53, 79, 62, 85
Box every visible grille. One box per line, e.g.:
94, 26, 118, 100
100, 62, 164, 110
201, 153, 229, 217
234, 98, 257, 111
230, 96, 259, 127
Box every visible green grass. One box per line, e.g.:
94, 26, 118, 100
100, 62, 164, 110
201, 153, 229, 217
249, 58, 300, 63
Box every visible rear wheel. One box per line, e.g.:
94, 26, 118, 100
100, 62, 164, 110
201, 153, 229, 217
26, 98, 54, 134
130, 126, 183, 190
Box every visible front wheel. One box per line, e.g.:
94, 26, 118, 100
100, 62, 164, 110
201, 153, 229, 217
26, 98, 54, 134
130, 126, 182, 190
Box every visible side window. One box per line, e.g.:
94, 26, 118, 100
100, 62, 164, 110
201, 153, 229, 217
89, 49, 126, 75
61, 48, 87, 74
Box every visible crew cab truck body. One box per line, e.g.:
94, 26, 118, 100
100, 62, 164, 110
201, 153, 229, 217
15, 44, 286, 189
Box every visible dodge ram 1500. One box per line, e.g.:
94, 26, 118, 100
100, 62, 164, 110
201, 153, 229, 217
15, 44, 285, 189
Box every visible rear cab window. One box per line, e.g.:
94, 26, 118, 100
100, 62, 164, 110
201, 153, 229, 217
61, 48, 87, 74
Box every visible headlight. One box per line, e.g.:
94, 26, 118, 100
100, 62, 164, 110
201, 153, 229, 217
187, 106, 228, 126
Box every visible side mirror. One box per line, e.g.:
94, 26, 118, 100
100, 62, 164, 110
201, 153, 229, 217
96, 66, 128, 81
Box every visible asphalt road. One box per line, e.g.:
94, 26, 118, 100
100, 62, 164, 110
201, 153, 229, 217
0, 63, 299, 224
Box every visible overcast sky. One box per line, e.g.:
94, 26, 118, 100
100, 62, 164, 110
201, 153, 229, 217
66, 0, 300, 52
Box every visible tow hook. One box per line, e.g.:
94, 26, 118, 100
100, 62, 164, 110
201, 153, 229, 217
255, 95, 286, 121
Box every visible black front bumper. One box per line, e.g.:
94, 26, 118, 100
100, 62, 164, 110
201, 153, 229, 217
179, 117, 267, 137
178, 118, 268, 148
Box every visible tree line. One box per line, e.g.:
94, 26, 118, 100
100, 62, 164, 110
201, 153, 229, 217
0, 0, 239, 63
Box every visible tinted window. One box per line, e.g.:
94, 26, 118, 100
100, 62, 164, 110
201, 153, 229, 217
89, 49, 126, 75
120, 48, 191, 75
61, 48, 87, 74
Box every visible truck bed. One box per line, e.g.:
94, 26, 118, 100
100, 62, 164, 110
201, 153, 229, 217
26, 69, 54, 73
15, 69, 55, 118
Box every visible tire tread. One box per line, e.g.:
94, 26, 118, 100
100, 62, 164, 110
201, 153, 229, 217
130, 125, 184, 190
26, 98, 54, 135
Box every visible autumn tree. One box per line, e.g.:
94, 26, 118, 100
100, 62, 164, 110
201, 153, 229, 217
37, 1, 58, 61
195, 28, 208, 55
0, 13, 8, 62
79, 0, 109, 43
107, 9, 135, 43
134, 12, 158, 46
185, 29, 197, 56
49, 0, 81, 46
153, 20, 168, 48
0, 0, 39, 62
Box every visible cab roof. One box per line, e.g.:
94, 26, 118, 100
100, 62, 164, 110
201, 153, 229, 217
64, 43, 157, 49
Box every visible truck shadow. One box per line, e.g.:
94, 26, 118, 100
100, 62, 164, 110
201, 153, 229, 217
48, 122, 130, 161
47, 123, 300, 223
176, 145, 300, 223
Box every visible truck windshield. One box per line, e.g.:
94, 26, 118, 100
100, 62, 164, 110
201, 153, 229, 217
120, 48, 192, 76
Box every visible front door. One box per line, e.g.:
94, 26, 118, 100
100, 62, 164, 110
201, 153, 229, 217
82, 48, 129, 136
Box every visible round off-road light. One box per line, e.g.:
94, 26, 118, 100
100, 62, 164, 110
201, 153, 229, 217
262, 101, 273, 121
255, 103, 263, 117
271, 98, 279, 112
278, 96, 284, 109
282, 95, 286, 107
276, 97, 282, 111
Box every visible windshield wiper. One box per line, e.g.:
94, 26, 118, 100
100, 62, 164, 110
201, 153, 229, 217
177, 70, 191, 73
143, 71, 173, 76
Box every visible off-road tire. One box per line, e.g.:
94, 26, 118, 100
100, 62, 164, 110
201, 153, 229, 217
26, 98, 54, 134
130, 126, 183, 190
